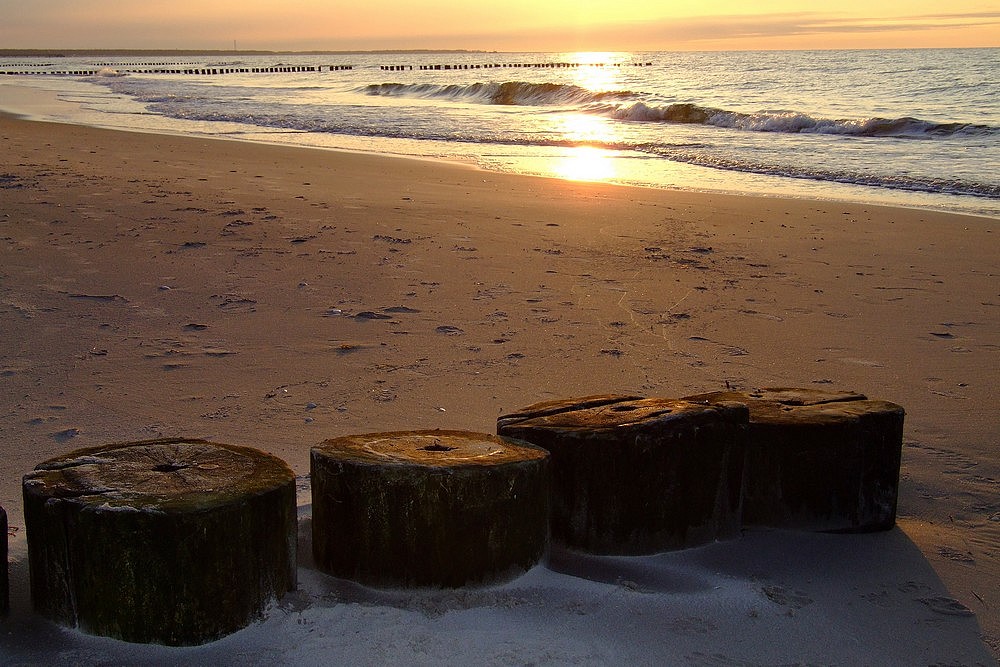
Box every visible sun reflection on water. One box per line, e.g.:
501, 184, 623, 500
564, 51, 626, 93
542, 54, 631, 183
549, 112, 621, 182
551, 145, 617, 182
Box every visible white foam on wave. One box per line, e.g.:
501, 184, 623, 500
93, 67, 126, 78
610, 101, 996, 138
361, 81, 635, 107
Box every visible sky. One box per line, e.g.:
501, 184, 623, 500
1, 0, 998, 52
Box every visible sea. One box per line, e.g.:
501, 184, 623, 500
2, 48, 998, 218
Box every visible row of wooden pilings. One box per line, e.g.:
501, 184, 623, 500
2, 65, 355, 76
7, 387, 904, 646
91, 61, 198, 66
0, 61, 203, 67
384, 61, 655, 70
2, 61, 655, 76
4, 71, 105, 76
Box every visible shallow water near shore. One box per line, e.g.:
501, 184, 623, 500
2, 48, 998, 217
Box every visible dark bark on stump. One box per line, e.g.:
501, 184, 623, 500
1, 505, 7, 616
311, 430, 549, 588
22, 438, 297, 645
683, 388, 905, 532
498, 395, 748, 555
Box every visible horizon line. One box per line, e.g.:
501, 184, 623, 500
1, 45, 996, 58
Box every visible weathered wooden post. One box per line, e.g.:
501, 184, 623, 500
683, 388, 905, 532
498, 395, 748, 555
22, 438, 297, 645
311, 430, 549, 588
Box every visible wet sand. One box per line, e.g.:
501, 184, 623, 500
1, 113, 997, 664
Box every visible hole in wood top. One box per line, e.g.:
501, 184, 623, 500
420, 443, 458, 452
153, 462, 191, 473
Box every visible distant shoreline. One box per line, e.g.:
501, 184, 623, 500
0, 49, 492, 57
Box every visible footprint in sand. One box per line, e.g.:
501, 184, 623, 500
52, 428, 81, 442
667, 616, 715, 636
211, 294, 257, 313
352, 311, 393, 320
761, 585, 814, 609
937, 546, 976, 564
202, 347, 236, 357
897, 580, 932, 594
917, 596, 975, 617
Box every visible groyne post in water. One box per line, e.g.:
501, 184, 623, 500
1, 60, 651, 77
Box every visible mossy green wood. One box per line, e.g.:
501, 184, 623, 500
311, 430, 550, 588
683, 388, 905, 532
498, 395, 749, 555
1, 505, 7, 615
22, 439, 297, 646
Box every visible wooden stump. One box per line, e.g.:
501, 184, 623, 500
311, 430, 549, 588
497, 394, 645, 422
1, 504, 7, 616
683, 388, 905, 532
22, 438, 297, 645
497, 395, 748, 555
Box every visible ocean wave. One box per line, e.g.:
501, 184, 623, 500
134, 97, 998, 199
93, 67, 127, 78
641, 145, 1000, 198
360, 80, 996, 138
84, 68, 998, 202
360, 81, 637, 106
610, 102, 996, 138
110, 72, 995, 140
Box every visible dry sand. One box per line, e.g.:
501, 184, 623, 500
0, 113, 997, 665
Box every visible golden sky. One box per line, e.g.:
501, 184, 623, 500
2, 0, 998, 51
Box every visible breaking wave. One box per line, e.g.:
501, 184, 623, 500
124, 97, 999, 199
362, 81, 997, 138
93, 67, 127, 78
360, 81, 637, 106
611, 102, 997, 138
85, 62, 998, 206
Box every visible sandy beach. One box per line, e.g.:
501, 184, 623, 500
1, 112, 997, 664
